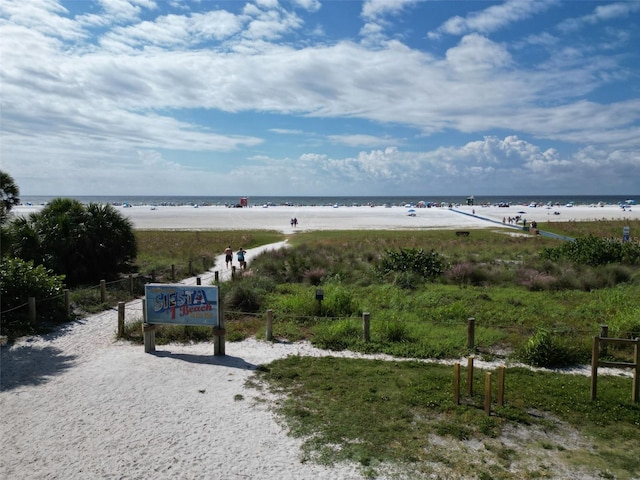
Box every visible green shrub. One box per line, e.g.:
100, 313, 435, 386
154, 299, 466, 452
0, 257, 66, 338
379, 320, 413, 343
517, 328, 581, 368
376, 248, 449, 281
540, 235, 640, 267
392, 271, 423, 290
323, 284, 360, 317
225, 284, 261, 313
265, 285, 319, 318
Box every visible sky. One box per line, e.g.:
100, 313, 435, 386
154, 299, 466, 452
1, 0, 639, 197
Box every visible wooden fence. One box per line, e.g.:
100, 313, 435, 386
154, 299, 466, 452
591, 334, 639, 403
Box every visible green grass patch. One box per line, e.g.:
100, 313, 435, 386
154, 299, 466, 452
254, 356, 640, 479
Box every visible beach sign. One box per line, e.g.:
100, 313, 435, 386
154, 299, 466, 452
145, 283, 219, 326
623, 226, 630, 243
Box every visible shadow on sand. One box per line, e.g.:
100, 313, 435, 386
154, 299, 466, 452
150, 350, 257, 370
0, 344, 77, 392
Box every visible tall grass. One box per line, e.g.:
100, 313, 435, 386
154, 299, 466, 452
220, 223, 640, 365
134, 230, 283, 280
124, 222, 640, 365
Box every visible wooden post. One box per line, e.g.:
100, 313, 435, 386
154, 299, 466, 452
466, 356, 474, 396
196, 276, 201, 286
143, 323, 156, 353
231, 265, 236, 280
591, 336, 599, 400
100, 280, 106, 303
151, 270, 155, 282
600, 324, 608, 356
362, 312, 370, 342
188, 260, 193, 276
171, 264, 176, 282
129, 274, 134, 295
28, 297, 36, 326
467, 317, 475, 350
202, 256, 207, 270
633, 339, 639, 403
453, 362, 461, 405
214, 271, 219, 284
214, 300, 225, 356
266, 309, 273, 341
117, 302, 125, 337
484, 372, 492, 415
497, 366, 505, 407
64, 289, 70, 317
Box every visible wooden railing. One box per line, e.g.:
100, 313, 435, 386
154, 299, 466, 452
591, 335, 639, 403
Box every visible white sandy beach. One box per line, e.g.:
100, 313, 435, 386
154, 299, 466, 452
100, 202, 640, 232
12, 201, 638, 233
1, 203, 637, 480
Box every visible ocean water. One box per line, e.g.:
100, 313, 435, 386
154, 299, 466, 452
18, 194, 638, 208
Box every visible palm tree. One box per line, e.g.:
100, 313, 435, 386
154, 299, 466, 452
0, 170, 20, 224
83, 202, 137, 281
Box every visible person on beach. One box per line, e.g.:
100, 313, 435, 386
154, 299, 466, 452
237, 247, 247, 269
224, 245, 233, 268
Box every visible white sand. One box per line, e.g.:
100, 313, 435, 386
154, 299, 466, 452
2, 204, 637, 479
12, 202, 637, 233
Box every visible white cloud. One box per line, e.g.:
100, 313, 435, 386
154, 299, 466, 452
242, 5, 303, 41
291, 0, 321, 13
361, 0, 417, 21
328, 134, 399, 148
334, 136, 636, 195
269, 128, 304, 135
359, 0, 418, 45
429, 0, 557, 38
444, 33, 513, 73
100, 10, 243, 49
558, 1, 640, 32
96, 0, 157, 23
0, 0, 87, 40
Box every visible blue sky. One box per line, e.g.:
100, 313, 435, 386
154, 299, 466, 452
1, 0, 639, 196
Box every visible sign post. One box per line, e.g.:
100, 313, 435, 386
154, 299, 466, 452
144, 284, 222, 355
623, 226, 630, 243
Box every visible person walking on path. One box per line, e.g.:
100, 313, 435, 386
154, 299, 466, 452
237, 247, 247, 269
224, 245, 233, 268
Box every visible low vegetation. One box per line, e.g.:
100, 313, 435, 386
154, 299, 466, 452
123, 221, 640, 478
251, 356, 640, 479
